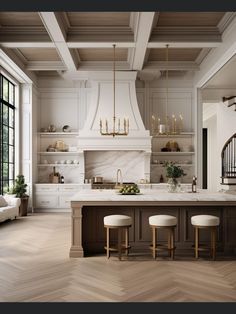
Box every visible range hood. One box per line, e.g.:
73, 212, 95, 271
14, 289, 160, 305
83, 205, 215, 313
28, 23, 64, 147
77, 71, 151, 152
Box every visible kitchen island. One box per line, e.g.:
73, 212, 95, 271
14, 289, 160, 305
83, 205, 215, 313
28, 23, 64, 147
70, 189, 236, 257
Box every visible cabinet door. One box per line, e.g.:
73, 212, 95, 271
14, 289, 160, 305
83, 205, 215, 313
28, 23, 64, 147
58, 194, 74, 208
35, 194, 58, 208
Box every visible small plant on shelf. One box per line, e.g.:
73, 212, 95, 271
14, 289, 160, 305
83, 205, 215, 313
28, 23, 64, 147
163, 161, 186, 192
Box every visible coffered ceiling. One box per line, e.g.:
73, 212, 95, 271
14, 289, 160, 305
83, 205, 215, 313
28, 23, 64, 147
0, 11, 235, 78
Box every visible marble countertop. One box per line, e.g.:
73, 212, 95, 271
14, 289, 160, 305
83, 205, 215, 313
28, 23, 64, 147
71, 189, 236, 203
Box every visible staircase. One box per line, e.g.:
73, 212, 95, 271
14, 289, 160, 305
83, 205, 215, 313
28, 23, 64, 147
221, 133, 236, 185
222, 96, 236, 111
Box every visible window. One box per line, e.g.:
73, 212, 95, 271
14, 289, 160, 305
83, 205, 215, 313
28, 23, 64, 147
0, 74, 15, 195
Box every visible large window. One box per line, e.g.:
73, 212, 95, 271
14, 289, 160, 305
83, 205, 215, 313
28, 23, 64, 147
0, 74, 15, 195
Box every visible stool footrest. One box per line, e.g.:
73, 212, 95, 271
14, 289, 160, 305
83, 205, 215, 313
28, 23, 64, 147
104, 245, 131, 252
149, 244, 176, 251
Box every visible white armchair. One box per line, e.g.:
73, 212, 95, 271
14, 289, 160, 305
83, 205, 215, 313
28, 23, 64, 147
0, 195, 21, 223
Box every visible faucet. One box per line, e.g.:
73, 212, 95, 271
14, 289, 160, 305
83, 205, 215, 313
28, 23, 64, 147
115, 169, 123, 188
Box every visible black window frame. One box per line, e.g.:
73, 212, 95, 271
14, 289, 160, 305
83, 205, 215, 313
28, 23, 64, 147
0, 73, 15, 195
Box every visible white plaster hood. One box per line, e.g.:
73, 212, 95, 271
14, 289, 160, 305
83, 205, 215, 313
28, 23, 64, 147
78, 71, 151, 152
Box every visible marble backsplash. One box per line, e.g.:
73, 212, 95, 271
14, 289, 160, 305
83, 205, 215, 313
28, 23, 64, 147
85, 150, 149, 183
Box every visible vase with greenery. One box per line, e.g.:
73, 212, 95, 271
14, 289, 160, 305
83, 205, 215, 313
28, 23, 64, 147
163, 162, 186, 192
11, 175, 29, 216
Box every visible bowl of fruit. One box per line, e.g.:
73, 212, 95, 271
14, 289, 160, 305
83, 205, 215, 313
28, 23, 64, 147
118, 184, 141, 195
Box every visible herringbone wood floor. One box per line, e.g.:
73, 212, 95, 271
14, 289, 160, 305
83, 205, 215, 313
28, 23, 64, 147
0, 213, 236, 302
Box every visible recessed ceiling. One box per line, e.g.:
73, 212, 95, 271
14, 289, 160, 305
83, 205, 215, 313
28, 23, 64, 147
148, 48, 202, 62
156, 12, 225, 27
78, 48, 128, 62
17, 48, 61, 62
0, 12, 43, 26
66, 12, 130, 27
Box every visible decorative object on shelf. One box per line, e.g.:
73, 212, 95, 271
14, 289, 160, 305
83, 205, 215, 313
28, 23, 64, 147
151, 44, 184, 136
48, 124, 56, 132
46, 145, 56, 152
60, 176, 65, 184
73, 159, 79, 164
49, 167, 61, 183
100, 44, 129, 137
40, 127, 48, 132
192, 176, 197, 193
55, 140, 67, 152
163, 161, 186, 192
165, 140, 180, 152
62, 125, 71, 132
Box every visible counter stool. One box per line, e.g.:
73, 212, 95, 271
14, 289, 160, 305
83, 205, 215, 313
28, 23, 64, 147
191, 215, 220, 260
149, 215, 177, 260
104, 215, 132, 260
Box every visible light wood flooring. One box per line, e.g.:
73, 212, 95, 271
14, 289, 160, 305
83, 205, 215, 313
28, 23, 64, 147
0, 213, 236, 302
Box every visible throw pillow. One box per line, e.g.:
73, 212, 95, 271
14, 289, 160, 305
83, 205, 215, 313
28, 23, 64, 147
0, 195, 8, 207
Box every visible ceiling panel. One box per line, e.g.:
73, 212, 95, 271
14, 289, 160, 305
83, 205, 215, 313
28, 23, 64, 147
0, 12, 43, 26
17, 48, 61, 62
66, 12, 130, 27
78, 48, 128, 61
148, 48, 202, 62
156, 12, 225, 27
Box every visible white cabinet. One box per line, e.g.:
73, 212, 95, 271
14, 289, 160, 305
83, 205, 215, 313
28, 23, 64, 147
34, 184, 84, 211
151, 132, 195, 183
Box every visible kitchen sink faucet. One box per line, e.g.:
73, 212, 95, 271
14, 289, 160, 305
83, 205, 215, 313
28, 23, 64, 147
116, 169, 123, 188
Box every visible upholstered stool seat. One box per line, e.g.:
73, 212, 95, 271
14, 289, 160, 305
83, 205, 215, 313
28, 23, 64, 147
104, 214, 132, 260
191, 214, 220, 260
191, 215, 219, 227
149, 215, 177, 260
149, 215, 177, 227
104, 215, 132, 227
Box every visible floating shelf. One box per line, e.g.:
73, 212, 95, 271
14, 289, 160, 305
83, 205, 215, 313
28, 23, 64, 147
151, 163, 193, 167
38, 164, 79, 167
38, 132, 79, 136
152, 152, 195, 156
152, 132, 194, 138
38, 152, 79, 155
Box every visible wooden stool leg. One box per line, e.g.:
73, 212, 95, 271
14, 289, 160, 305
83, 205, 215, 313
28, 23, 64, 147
195, 227, 199, 259
125, 227, 129, 256
212, 227, 216, 260
168, 229, 172, 258
152, 227, 156, 259
106, 227, 110, 259
171, 228, 175, 260
118, 228, 122, 260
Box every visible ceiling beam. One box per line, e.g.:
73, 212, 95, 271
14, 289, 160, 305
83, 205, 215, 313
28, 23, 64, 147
131, 12, 156, 70
147, 42, 221, 48
39, 12, 77, 71
1, 42, 56, 48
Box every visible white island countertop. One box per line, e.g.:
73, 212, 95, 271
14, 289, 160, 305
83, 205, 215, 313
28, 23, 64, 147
71, 189, 236, 204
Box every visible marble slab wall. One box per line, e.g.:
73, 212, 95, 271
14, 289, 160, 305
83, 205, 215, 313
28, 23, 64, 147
85, 150, 149, 183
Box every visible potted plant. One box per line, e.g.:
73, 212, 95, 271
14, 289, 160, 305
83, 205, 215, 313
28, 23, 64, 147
12, 175, 29, 216
163, 161, 186, 192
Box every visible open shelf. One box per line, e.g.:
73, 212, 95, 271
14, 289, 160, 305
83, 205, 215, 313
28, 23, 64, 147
38, 164, 79, 167
151, 163, 193, 167
152, 152, 195, 156
38, 132, 79, 136
152, 132, 194, 138
38, 152, 79, 155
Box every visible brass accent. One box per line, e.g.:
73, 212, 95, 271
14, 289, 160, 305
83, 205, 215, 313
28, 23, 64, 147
100, 44, 129, 137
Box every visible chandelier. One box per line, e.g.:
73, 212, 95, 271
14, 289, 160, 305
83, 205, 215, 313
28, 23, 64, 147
151, 44, 183, 136
100, 44, 129, 137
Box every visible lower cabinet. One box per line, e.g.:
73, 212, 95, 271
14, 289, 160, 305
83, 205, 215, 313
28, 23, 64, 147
34, 184, 83, 211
